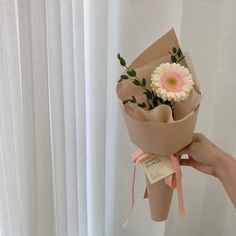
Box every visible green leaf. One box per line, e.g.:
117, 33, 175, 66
152, 96, 158, 107
142, 78, 146, 86
163, 100, 171, 105
119, 58, 126, 66
118, 74, 129, 82
172, 47, 177, 54
145, 90, 153, 100
171, 55, 177, 63
148, 104, 153, 110
117, 53, 121, 59
177, 48, 182, 57
129, 96, 136, 103
138, 103, 146, 108
133, 79, 141, 86
121, 75, 129, 80
177, 56, 185, 63
127, 69, 136, 77
122, 100, 129, 104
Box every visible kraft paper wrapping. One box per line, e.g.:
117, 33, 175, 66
146, 177, 173, 221
116, 29, 201, 221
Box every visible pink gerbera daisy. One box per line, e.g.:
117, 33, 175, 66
150, 63, 194, 102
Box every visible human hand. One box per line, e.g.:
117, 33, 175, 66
176, 133, 236, 207
176, 133, 225, 177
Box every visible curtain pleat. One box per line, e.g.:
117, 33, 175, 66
1, 0, 88, 235
0, 1, 33, 235
83, 1, 107, 236
46, 0, 87, 235
71, 0, 88, 235
46, 0, 69, 234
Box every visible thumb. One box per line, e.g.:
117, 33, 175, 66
175, 144, 191, 157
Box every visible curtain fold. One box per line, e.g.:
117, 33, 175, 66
1, 0, 236, 236
84, 0, 107, 235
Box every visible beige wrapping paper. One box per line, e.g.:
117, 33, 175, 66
146, 177, 173, 221
141, 104, 175, 221
116, 29, 201, 221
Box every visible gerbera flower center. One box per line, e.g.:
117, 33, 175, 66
166, 77, 177, 87
160, 71, 184, 92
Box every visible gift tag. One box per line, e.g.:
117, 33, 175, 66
140, 155, 175, 184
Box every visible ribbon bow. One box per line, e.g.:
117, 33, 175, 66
132, 150, 185, 217
123, 150, 185, 227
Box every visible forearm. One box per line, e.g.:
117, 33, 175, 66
215, 151, 236, 208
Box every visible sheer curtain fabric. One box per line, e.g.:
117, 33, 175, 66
0, 1, 236, 236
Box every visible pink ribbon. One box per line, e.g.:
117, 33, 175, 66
124, 150, 185, 226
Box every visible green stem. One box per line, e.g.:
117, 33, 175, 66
177, 56, 185, 63
124, 65, 153, 106
125, 66, 143, 84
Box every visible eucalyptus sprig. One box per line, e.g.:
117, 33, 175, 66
117, 53, 146, 87
168, 47, 184, 63
117, 53, 155, 109
117, 50, 179, 112
122, 96, 147, 108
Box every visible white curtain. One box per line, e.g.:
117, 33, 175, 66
0, 0, 236, 236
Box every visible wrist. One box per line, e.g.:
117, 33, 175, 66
213, 150, 236, 208
214, 150, 234, 181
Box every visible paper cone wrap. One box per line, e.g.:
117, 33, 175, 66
121, 105, 199, 156
146, 177, 173, 221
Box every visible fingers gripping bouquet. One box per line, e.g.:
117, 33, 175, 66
116, 29, 201, 222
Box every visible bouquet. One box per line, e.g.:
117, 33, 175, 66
116, 29, 201, 222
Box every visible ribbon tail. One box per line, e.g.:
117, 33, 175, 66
170, 155, 186, 218
132, 165, 136, 209
122, 165, 136, 228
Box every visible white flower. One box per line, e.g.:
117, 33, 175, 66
150, 63, 194, 102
